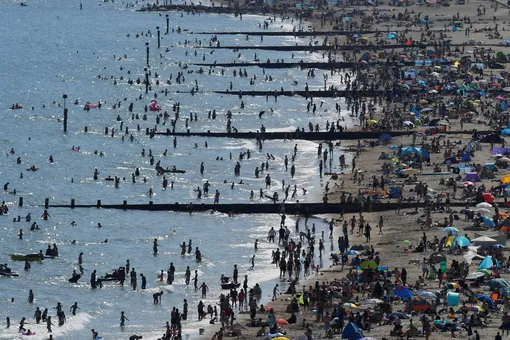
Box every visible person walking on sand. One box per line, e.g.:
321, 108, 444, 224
120, 311, 129, 327
272, 284, 279, 301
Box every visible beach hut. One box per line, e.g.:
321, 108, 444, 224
342, 322, 363, 339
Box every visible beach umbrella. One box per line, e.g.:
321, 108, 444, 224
388, 312, 408, 319
488, 278, 510, 289
379, 133, 392, 142
359, 338, 377, 340
421, 108, 433, 112
403, 121, 415, 128
476, 202, 493, 209
496, 96, 506, 100
345, 250, 360, 256
476, 294, 494, 306
360, 260, 378, 270
342, 303, 359, 309
467, 306, 485, 312
402, 240, 412, 247
272, 338, 290, 340
476, 268, 492, 276
443, 227, 459, 233
429, 252, 447, 264
350, 244, 366, 251
466, 271, 485, 280
418, 291, 437, 299
446, 282, 460, 290
275, 319, 289, 325
361, 299, 384, 305
493, 244, 506, 249
475, 208, 490, 215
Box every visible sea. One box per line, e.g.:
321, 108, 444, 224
0, 0, 355, 338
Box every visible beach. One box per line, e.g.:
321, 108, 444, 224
1, 0, 510, 339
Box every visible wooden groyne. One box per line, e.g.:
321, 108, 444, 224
45, 199, 492, 214
214, 89, 389, 98
193, 60, 455, 70
192, 29, 445, 36
150, 129, 413, 140
200, 43, 501, 52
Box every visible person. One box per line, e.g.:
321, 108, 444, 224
153, 238, 158, 255
120, 311, 129, 327
28, 289, 34, 303
249, 255, 255, 269
153, 291, 163, 304
70, 302, 79, 316
140, 273, 147, 289
199, 282, 209, 298
496, 332, 503, 340
272, 284, 279, 301
46, 316, 54, 333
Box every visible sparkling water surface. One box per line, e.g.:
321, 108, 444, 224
0, 0, 352, 338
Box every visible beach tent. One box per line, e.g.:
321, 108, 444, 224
342, 322, 363, 339
394, 285, 413, 299
389, 186, 401, 198
454, 236, 471, 247
461, 151, 471, 162
379, 133, 392, 142
387, 32, 397, 40
464, 172, 481, 182
478, 255, 494, 269
429, 252, 447, 263
472, 236, 497, 249
483, 216, 495, 228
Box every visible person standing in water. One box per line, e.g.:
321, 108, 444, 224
120, 311, 129, 327
41, 210, 51, 220
153, 238, 158, 255
199, 282, 209, 298
46, 316, 54, 333
249, 255, 256, 269
70, 302, 79, 316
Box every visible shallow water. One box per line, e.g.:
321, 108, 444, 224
0, 0, 352, 338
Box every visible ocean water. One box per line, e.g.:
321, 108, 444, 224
0, 0, 354, 339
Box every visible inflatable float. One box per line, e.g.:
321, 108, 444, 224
84, 102, 98, 110
149, 100, 162, 111
10, 254, 41, 262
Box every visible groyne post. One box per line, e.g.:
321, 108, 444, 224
157, 26, 161, 48
71, 199, 75, 209
44, 198, 49, 209
165, 14, 169, 35
145, 68, 149, 95
96, 200, 101, 209
63, 94, 68, 133
145, 42, 150, 66
18, 197, 23, 207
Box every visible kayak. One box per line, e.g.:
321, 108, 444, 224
10, 254, 41, 261
0, 271, 19, 277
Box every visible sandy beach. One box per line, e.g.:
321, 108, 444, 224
189, 0, 510, 339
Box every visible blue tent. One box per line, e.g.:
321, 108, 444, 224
342, 322, 363, 339
479, 255, 494, 269
394, 285, 413, 299
379, 133, 392, 142
387, 32, 397, 39
461, 151, 471, 162
401, 147, 421, 155
454, 236, 471, 247
502, 128, 510, 136
389, 186, 401, 198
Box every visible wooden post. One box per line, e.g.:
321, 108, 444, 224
96, 200, 101, 208
166, 14, 169, 35
123, 200, 127, 210
44, 198, 49, 209
157, 26, 161, 48
18, 197, 23, 207
63, 94, 68, 133
84, 126, 88, 133
71, 199, 75, 209
145, 42, 150, 66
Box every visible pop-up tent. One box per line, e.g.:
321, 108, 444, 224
342, 322, 363, 339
